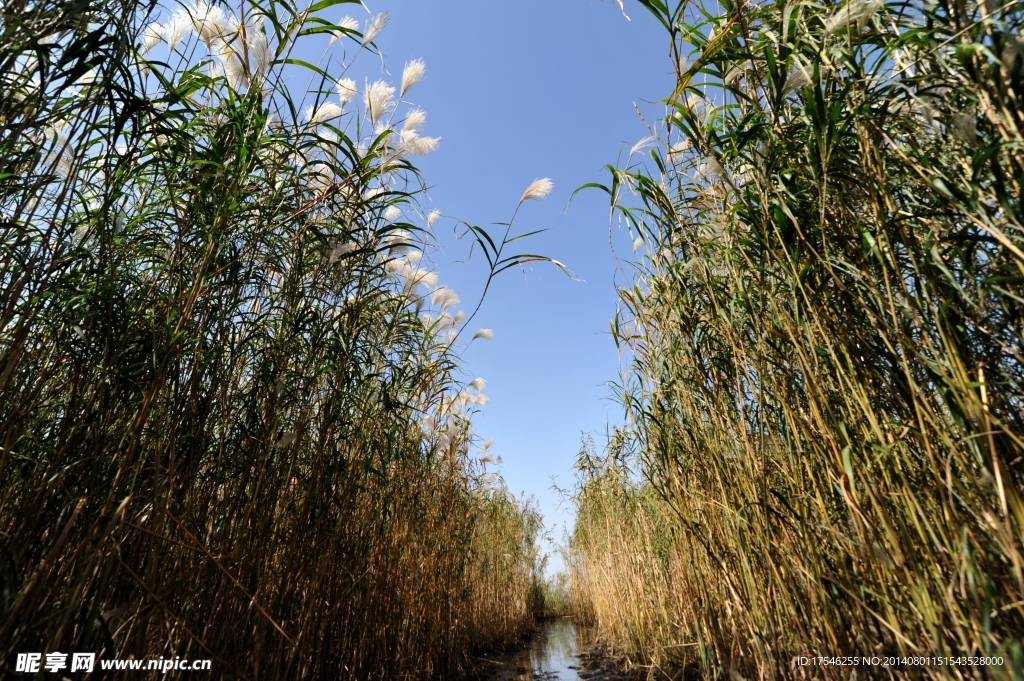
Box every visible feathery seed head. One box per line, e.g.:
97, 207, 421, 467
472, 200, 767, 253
361, 12, 388, 45
142, 22, 163, 53
364, 80, 396, 125
402, 268, 438, 293
215, 42, 248, 87
336, 78, 358, 106
824, 0, 883, 36
630, 136, 657, 158
189, 0, 228, 46
305, 102, 343, 127
248, 28, 270, 79
384, 205, 402, 222
328, 241, 356, 263
473, 328, 494, 341
782, 57, 813, 92
432, 287, 460, 310
952, 113, 977, 144
427, 209, 441, 227
480, 453, 495, 464
401, 58, 426, 96
403, 108, 427, 133
520, 177, 553, 202
468, 378, 486, 392
399, 130, 440, 156
164, 11, 191, 52
330, 15, 359, 45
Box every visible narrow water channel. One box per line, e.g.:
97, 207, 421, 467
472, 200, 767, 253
509, 618, 583, 680
474, 618, 635, 681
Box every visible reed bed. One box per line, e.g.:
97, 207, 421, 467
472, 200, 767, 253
0, 0, 547, 677
571, 0, 1024, 677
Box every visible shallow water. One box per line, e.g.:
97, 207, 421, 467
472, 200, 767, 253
508, 618, 584, 680
472, 618, 638, 681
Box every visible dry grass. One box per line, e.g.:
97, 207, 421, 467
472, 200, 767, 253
571, 0, 1024, 677
0, 0, 546, 677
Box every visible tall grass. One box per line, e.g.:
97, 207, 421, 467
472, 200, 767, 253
571, 0, 1024, 676
0, 0, 548, 676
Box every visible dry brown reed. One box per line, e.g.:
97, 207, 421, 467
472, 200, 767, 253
0, 0, 546, 677
571, 0, 1024, 677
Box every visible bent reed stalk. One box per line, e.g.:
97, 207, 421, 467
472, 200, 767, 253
0, 0, 544, 677
571, 0, 1024, 677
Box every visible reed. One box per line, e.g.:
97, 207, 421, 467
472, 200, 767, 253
571, 0, 1024, 677
0, 0, 546, 677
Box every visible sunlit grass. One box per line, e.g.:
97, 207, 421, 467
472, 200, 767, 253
571, 0, 1024, 677
0, 0, 550, 676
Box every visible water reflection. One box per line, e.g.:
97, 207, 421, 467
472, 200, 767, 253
509, 618, 583, 680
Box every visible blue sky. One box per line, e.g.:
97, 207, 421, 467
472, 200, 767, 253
361, 0, 674, 564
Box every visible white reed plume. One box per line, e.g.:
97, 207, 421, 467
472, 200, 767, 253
247, 25, 270, 79
952, 113, 977, 144
305, 102, 343, 127
384, 205, 401, 222
385, 228, 413, 253
520, 177, 553, 202
723, 61, 747, 86
427, 209, 441, 227
385, 259, 405, 275
432, 287, 459, 310
480, 453, 495, 465
141, 22, 163, 53
472, 328, 494, 341
402, 268, 438, 294
188, 0, 228, 47
783, 56, 814, 92
364, 80, 396, 125
667, 139, 691, 159
468, 378, 486, 392
336, 78, 358, 106
309, 166, 334, 193
401, 58, 426, 96
704, 154, 730, 184
629, 135, 657, 158
44, 126, 74, 178
824, 0, 883, 36
164, 11, 191, 52
329, 15, 359, 45
213, 38, 247, 87
403, 108, 427, 133
328, 241, 356, 263
399, 130, 440, 156
361, 12, 388, 45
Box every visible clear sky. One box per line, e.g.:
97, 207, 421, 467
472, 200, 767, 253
355, 0, 674, 566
